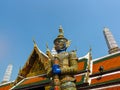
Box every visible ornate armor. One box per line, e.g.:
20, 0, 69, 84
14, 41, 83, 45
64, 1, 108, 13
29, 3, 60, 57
54, 51, 78, 90
46, 26, 78, 90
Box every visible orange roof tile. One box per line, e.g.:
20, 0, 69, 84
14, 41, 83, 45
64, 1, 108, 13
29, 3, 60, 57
91, 73, 120, 85
78, 58, 88, 72
93, 55, 120, 74
78, 62, 85, 71
76, 75, 83, 82
20, 76, 46, 85
0, 84, 11, 90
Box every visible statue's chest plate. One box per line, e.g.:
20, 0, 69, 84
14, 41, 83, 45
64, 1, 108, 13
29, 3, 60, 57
57, 52, 69, 67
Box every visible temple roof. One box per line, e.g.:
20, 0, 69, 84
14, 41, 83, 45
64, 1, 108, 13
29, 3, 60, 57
14, 43, 49, 84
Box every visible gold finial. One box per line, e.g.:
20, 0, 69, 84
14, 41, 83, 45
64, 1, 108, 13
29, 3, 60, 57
58, 25, 64, 37
89, 46, 92, 52
46, 43, 50, 51
54, 25, 68, 44
32, 37, 37, 46
46, 43, 49, 49
59, 25, 63, 30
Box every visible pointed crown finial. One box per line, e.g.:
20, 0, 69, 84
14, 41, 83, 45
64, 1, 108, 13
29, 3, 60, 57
59, 25, 63, 30
58, 25, 64, 38
54, 25, 68, 44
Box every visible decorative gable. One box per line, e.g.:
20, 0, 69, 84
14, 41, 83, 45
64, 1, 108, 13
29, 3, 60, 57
14, 44, 49, 84
26, 54, 46, 77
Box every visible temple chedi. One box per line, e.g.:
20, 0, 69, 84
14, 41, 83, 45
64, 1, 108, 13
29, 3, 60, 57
0, 26, 120, 90
103, 27, 120, 54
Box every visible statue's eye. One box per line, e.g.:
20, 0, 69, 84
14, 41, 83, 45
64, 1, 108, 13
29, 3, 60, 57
60, 39, 64, 42
57, 41, 62, 43
58, 41, 60, 43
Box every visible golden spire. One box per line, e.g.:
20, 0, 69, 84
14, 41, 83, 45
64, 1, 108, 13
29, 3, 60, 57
58, 25, 64, 38
46, 43, 53, 58
46, 43, 50, 52
32, 37, 37, 47
54, 25, 68, 44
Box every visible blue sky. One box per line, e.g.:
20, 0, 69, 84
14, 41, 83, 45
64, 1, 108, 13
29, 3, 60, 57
0, 0, 120, 82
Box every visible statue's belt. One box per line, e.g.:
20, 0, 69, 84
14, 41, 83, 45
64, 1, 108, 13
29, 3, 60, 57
61, 82, 76, 89
61, 76, 75, 83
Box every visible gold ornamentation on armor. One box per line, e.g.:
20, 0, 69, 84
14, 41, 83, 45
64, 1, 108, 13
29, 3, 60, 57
45, 26, 78, 90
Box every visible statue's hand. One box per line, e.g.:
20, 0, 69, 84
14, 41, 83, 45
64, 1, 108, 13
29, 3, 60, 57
52, 64, 61, 74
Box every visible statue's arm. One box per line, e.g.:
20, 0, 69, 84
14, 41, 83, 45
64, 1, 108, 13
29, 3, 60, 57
61, 51, 78, 74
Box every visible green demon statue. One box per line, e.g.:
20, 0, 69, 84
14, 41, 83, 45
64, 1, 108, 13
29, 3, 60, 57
46, 26, 78, 90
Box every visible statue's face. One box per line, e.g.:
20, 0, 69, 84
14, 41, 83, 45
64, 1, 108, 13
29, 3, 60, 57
54, 39, 66, 51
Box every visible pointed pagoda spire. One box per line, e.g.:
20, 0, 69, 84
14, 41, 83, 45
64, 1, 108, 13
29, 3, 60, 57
54, 25, 68, 44
103, 27, 120, 54
2, 64, 13, 83
59, 25, 64, 37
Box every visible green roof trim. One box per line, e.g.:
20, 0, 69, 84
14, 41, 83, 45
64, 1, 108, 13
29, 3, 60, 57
78, 58, 88, 71
91, 78, 120, 87
76, 74, 85, 85
92, 67, 120, 75
94, 52, 120, 64
14, 78, 51, 89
